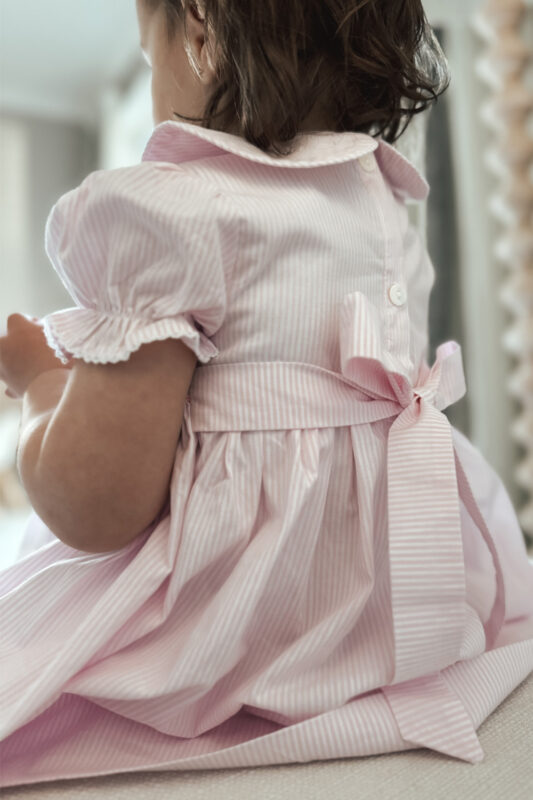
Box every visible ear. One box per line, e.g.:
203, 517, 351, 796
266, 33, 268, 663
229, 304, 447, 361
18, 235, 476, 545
184, 1, 216, 83
183, 1, 206, 28
190, 1, 206, 22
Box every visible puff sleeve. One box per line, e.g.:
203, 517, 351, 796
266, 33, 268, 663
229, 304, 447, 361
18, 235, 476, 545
41, 163, 231, 365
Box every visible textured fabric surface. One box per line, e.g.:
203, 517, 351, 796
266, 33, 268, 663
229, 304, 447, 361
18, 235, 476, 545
2, 673, 532, 799
1, 120, 532, 786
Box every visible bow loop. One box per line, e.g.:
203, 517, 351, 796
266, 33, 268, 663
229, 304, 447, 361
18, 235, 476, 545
339, 291, 412, 405
417, 341, 467, 411
340, 290, 467, 412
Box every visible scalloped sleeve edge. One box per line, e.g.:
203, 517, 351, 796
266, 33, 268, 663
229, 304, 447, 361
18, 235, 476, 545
41, 308, 219, 365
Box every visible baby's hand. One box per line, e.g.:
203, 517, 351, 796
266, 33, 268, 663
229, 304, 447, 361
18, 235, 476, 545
0, 313, 75, 400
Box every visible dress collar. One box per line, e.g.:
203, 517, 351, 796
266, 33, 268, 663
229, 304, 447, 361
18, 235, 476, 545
141, 119, 429, 201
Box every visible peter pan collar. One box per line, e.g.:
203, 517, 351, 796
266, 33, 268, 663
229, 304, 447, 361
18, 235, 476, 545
141, 119, 429, 202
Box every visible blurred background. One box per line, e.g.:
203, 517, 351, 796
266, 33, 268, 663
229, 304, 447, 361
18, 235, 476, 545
0, 0, 532, 566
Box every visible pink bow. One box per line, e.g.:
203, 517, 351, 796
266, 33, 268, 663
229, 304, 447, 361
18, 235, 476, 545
340, 290, 506, 761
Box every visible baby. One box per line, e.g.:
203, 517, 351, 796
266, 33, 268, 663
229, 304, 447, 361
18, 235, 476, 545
2, 1, 532, 787
0, 0, 449, 554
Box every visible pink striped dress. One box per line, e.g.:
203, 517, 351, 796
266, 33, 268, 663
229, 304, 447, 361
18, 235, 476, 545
1, 120, 532, 787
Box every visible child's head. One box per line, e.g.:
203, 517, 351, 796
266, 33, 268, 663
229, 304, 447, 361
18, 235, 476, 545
136, 0, 450, 156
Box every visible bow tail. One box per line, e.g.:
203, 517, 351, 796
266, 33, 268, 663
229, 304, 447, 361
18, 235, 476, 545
381, 397, 483, 761
386, 398, 468, 686
382, 397, 507, 763
381, 671, 485, 763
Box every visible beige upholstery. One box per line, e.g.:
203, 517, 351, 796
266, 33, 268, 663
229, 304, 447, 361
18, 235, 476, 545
3, 672, 532, 800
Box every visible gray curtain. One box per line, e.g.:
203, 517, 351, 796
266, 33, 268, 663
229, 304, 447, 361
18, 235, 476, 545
425, 28, 470, 439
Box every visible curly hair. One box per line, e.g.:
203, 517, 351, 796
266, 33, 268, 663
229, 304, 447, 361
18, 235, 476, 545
147, 0, 450, 157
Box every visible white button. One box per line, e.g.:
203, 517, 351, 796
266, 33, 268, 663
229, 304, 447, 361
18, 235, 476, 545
359, 153, 376, 172
388, 283, 407, 306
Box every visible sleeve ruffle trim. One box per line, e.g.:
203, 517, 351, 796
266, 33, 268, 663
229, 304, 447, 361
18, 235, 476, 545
41, 307, 219, 365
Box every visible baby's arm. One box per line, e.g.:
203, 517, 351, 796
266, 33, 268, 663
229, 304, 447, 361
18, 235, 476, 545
16, 338, 197, 554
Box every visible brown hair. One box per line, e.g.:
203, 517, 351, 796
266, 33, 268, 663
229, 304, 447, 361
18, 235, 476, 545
149, 0, 450, 157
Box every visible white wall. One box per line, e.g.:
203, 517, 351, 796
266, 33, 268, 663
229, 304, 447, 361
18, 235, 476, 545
0, 113, 98, 323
